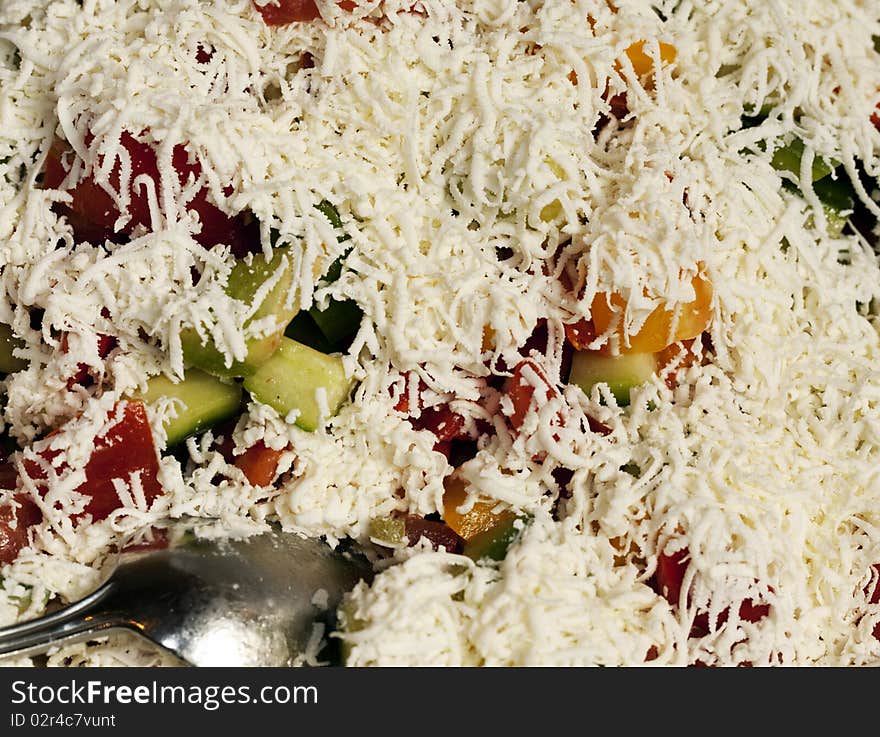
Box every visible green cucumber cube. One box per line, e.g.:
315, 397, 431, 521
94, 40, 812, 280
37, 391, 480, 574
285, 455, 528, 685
243, 337, 351, 432
139, 369, 242, 447
180, 247, 299, 378
569, 350, 657, 407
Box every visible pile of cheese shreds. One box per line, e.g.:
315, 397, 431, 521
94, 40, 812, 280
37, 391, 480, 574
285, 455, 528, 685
1, 0, 880, 667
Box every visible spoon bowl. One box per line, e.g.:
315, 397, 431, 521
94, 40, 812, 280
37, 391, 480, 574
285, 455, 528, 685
0, 521, 372, 667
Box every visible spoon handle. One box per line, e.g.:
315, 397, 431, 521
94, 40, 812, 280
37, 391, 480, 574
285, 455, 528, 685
0, 582, 124, 661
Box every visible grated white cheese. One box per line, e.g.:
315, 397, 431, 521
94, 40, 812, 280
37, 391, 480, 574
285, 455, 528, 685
0, 0, 878, 667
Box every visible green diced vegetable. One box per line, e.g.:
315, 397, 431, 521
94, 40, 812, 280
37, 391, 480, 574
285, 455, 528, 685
315, 199, 346, 233
243, 337, 351, 432
284, 311, 335, 354
463, 513, 526, 562
138, 369, 242, 447
0, 323, 26, 375
180, 247, 299, 378
309, 298, 362, 348
785, 174, 855, 237
569, 350, 657, 407
309, 200, 362, 349
771, 137, 836, 182
367, 516, 407, 544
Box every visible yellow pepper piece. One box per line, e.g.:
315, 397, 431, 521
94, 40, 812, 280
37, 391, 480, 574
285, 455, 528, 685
590, 266, 712, 355
621, 40, 677, 78
442, 476, 513, 542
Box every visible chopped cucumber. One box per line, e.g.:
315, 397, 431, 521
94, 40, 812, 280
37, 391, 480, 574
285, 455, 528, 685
180, 247, 299, 378
138, 369, 242, 447
569, 350, 657, 407
243, 337, 351, 432
463, 513, 525, 562
0, 323, 26, 375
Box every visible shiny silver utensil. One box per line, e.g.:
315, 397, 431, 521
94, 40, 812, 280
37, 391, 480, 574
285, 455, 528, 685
0, 522, 372, 666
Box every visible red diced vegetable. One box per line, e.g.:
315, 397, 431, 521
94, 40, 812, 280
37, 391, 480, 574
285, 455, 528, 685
865, 564, 880, 640
253, 0, 322, 24
253, 0, 359, 25
195, 44, 214, 64
0, 485, 42, 565
43, 138, 120, 244
655, 546, 688, 604
564, 318, 598, 352
392, 372, 426, 414
60, 332, 117, 389
24, 401, 163, 522
234, 440, 286, 487
392, 373, 471, 450
44, 132, 259, 254
412, 405, 467, 443
653, 545, 770, 638
503, 359, 558, 432
656, 337, 701, 391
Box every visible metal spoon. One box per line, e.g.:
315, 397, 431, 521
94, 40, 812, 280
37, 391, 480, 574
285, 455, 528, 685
0, 521, 372, 666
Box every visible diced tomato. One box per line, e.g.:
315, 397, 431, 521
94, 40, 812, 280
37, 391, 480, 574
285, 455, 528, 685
0, 485, 42, 565
392, 372, 427, 414
392, 373, 471, 452
871, 102, 879, 131
655, 546, 688, 604
865, 564, 880, 640
254, 0, 359, 24
96, 333, 116, 357
592, 86, 630, 137
60, 332, 117, 389
195, 44, 214, 64
653, 545, 770, 638
735, 598, 771, 626
606, 91, 629, 119
586, 415, 612, 436
23, 401, 163, 522
253, 0, 323, 24
503, 359, 559, 432
564, 318, 598, 352
234, 440, 286, 487
412, 406, 467, 443
43, 138, 120, 244
868, 564, 880, 605
487, 319, 552, 378
504, 354, 608, 439
44, 133, 259, 254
